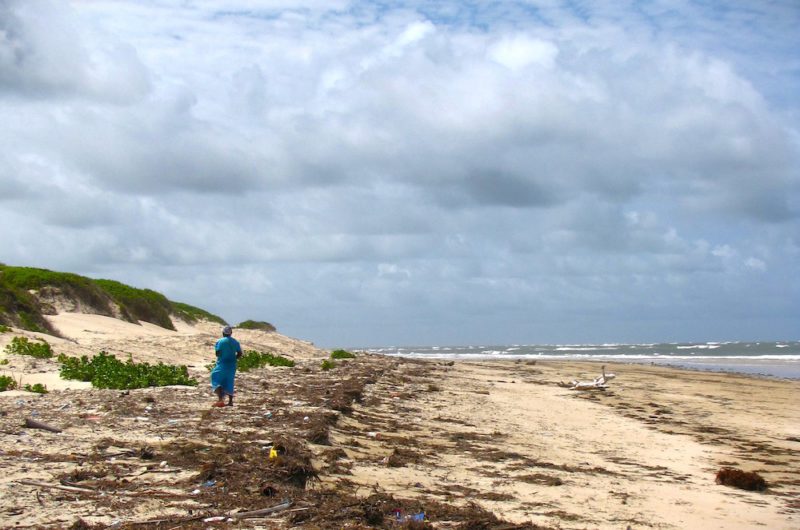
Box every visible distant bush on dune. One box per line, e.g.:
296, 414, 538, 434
330, 349, 356, 359
237, 320, 277, 332
172, 301, 227, 325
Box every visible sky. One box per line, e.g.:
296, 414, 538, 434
1, 0, 798, 348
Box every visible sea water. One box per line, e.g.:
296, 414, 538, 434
363, 341, 800, 380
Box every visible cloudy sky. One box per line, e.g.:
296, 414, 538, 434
1, 1, 798, 347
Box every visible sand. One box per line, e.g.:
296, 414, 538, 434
0, 315, 798, 528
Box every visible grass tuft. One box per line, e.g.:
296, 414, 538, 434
321, 359, 336, 371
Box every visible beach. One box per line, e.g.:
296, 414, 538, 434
1, 316, 798, 528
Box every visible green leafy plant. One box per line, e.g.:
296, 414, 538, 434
23, 383, 48, 394
330, 349, 356, 360
58, 351, 198, 389
321, 359, 336, 371
0, 359, 8, 365
5, 336, 54, 358
237, 320, 276, 332
237, 350, 295, 372
0, 375, 16, 391
0, 324, 11, 333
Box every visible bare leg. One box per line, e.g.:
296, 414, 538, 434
214, 387, 225, 406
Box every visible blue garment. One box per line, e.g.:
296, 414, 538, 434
210, 336, 242, 397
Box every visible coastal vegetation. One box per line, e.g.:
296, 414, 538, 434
237, 320, 276, 332
0, 264, 226, 333
330, 349, 356, 360
172, 301, 227, 325
321, 359, 336, 370
0, 375, 15, 391
5, 336, 54, 359
237, 349, 295, 372
58, 351, 197, 389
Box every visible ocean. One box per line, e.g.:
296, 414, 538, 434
362, 340, 800, 380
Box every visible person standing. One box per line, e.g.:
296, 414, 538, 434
210, 325, 242, 407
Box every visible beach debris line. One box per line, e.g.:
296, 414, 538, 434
559, 365, 616, 390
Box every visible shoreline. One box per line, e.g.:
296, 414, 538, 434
370, 353, 800, 381
337, 357, 800, 528
1, 340, 798, 528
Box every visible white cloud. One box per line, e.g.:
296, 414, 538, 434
0, 0, 798, 345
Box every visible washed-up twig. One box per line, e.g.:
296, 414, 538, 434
23, 418, 62, 433
230, 500, 293, 519
112, 501, 295, 528
18, 479, 184, 498
112, 514, 206, 527
19, 479, 95, 494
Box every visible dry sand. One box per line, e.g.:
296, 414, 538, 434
0, 314, 798, 528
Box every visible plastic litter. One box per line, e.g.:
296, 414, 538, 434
202, 480, 216, 487
392, 509, 425, 522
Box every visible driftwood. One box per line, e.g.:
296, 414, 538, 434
561, 365, 617, 391
23, 418, 62, 433
102, 501, 295, 528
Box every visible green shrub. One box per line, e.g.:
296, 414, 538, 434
23, 383, 48, 394
0, 278, 55, 334
237, 320, 276, 332
237, 350, 295, 372
5, 336, 54, 358
0, 375, 16, 391
0, 324, 11, 333
0, 359, 8, 365
94, 279, 175, 330
171, 302, 226, 325
321, 359, 336, 371
330, 349, 356, 360
58, 352, 198, 389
